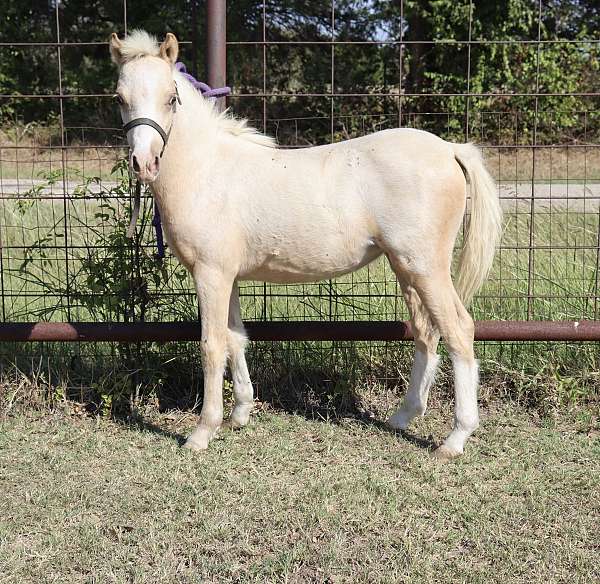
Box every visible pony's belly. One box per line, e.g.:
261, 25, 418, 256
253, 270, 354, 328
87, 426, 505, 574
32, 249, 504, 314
240, 242, 383, 284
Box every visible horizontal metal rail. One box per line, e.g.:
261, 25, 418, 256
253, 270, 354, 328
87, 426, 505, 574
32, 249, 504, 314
0, 321, 598, 342
1, 38, 597, 47
3, 91, 600, 99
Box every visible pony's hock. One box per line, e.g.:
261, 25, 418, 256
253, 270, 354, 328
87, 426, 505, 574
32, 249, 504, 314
109, 29, 503, 458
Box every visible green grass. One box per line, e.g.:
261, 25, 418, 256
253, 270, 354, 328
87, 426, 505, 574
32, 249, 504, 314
2, 199, 599, 323
0, 405, 598, 583
0, 165, 599, 412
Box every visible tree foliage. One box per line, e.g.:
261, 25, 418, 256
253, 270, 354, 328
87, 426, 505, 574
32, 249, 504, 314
0, 0, 598, 143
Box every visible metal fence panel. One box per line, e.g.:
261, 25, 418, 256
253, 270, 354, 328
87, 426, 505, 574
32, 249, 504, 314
0, 0, 599, 343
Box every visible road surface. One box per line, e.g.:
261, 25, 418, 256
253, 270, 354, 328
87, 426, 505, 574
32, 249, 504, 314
1, 179, 599, 211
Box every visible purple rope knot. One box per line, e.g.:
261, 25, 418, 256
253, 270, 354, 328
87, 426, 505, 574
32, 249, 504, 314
175, 62, 231, 99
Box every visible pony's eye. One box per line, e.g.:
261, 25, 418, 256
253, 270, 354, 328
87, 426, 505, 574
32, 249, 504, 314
114, 94, 124, 106
169, 95, 177, 106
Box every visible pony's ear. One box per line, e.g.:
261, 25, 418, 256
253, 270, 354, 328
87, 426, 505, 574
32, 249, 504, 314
109, 33, 124, 66
159, 33, 179, 65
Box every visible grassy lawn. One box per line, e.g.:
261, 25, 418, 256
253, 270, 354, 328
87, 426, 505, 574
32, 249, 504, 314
0, 405, 598, 583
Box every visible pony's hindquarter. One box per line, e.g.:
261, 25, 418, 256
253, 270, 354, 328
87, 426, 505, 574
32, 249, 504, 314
387, 142, 502, 460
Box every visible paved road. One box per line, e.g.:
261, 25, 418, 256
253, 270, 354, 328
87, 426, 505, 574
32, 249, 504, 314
1, 179, 599, 211
497, 181, 600, 212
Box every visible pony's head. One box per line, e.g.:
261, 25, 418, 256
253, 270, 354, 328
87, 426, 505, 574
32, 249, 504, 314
110, 30, 180, 183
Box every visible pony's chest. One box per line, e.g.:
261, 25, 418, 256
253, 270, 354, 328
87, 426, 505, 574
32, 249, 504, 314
154, 191, 226, 269
160, 220, 200, 269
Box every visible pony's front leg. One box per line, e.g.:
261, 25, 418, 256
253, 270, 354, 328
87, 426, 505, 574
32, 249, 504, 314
184, 266, 233, 451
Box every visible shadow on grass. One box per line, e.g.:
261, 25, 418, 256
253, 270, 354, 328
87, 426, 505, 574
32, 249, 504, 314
243, 343, 438, 452
113, 411, 188, 446
0, 339, 441, 451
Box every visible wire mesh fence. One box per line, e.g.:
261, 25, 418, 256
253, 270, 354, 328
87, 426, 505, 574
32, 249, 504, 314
1, 1, 599, 329
226, 1, 600, 330
0, 1, 599, 405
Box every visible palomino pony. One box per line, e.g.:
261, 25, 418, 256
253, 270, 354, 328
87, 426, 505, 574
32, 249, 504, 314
110, 31, 502, 460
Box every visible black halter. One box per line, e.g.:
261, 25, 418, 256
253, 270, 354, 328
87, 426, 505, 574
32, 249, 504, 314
121, 82, 181, 157
123, 117, 169, 156
123, 83, 181, 248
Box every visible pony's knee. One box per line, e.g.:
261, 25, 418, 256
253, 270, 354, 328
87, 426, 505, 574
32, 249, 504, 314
201, 337, 228, 370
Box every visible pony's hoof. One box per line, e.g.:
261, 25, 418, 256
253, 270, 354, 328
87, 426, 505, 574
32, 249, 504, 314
182, 436, 209, 451
386, 411, 410, 431
183, 424, 220, 450
222, 406, 252, 430
431, 445, 461, 462
221, 418, 244, 431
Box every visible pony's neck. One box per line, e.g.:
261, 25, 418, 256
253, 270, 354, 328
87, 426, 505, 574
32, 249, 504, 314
150, 75, 220, 201
169, 73, 220, 153
149, 71, 275, 213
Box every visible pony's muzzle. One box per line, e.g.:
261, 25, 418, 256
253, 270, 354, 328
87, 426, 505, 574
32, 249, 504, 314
131, 151, 160, 183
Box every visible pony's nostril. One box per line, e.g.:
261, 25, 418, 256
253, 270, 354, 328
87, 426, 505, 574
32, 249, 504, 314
132, 155, 140, 172
154, 156, 160, 170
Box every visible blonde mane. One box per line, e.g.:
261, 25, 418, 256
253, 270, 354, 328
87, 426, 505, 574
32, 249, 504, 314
117, 29, 161, 63
120, 30, 276, 147
214, 111, 277, 148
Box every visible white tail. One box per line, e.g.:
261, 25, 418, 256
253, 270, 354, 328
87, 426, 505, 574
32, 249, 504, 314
452, 143, 503, 306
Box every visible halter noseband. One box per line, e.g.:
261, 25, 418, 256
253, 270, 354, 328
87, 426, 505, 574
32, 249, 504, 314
123, 117, 169, 156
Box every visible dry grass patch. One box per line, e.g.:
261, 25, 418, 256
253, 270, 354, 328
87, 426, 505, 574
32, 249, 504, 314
0, 405, 598, 583
483, 146, 600, 182
0, 126, 123, 182
2, 125, 600, 183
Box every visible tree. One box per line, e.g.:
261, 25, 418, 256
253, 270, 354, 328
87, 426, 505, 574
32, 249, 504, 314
1, 0, 597, 144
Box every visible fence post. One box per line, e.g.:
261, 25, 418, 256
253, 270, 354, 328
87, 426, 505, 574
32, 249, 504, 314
206, 0, 227, 112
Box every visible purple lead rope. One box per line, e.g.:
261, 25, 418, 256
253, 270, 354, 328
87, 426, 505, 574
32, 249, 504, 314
151, 63, 231, 259
174, 62, 232, 99
151, 200, 165, 259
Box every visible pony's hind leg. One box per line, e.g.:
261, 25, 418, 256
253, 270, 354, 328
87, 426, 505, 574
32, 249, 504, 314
224, 282, 254, 429
413, 274, 479, 461
387, 283, 440, 430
